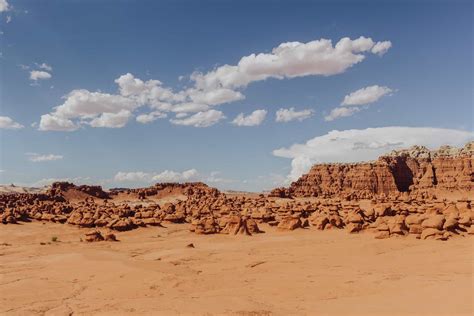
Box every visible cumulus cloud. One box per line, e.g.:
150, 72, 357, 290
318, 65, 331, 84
276, 107, 314, 122
205, 171, 234, 184
231, 109, 267, 126
0, 0, 10, 12
170, 109, 225, 127
38, 114, 78, 131
325, 85, 394, 121
114, 171, 153, 182
273, 127, 474, 182
0, 116, 23, 129
192, 36, 391, 89
341, 85, 393, 106
38, 36, 391, 131
30, 70, 52, 81
187, 88, 245, 106
324, 107, 361, 121
114, 169, 199, 183
88, 110, 132, 128
152, 169, 199, 182
371, 41, 392, 56
39, 90, 138, 131
27, 153, 64, 162
136, 111, 167, 124
35, 63, 53, 72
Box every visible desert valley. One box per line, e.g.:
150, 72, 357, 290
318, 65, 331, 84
1, 143, 473, 315
1, 1, 473, 314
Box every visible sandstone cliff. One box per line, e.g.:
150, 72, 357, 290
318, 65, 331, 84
272, 142, 473, 199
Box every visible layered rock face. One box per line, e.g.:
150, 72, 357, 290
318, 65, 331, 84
276, 142, 473, 199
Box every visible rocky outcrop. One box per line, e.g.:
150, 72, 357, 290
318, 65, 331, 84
49, 182, 110, 200
1, 143, 472, 242
277, 142, 473, 199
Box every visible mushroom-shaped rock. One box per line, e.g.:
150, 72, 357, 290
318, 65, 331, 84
84, 230, 104, 242
277, 216, 302, 230
421, 215, 445, 230
420, 228, 442, 240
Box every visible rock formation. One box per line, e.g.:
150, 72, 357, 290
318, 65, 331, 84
273, 142, 473, 199
1, 143, 473, 241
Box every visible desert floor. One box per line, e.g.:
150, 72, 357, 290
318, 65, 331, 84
1, 221, 473, 315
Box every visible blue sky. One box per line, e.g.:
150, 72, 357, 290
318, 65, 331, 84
0, 0, 472, 191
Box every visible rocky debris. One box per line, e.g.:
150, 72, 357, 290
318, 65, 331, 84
49, 182, 110, 200
84, 230, 117, 242
277, 216, 302, 230
268, 187, 291, 198
1, 184, 472, 241
191, 217, 220, 234
84, 230, 104, 242
104, 232, 118, 241
0, 144, 473, 242
220, 215, 262, 235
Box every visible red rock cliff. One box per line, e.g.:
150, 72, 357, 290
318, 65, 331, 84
275, 142, 473, 198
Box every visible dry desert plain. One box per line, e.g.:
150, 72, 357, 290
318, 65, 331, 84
1, 218, 473, 316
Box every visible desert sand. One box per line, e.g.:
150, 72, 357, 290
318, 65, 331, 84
1, 143, 473, 315
1, 221, 473, 315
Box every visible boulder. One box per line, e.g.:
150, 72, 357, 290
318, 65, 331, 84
374, 231, 390, 239
84, 230, 104, 242
277, 217, 302, 230
421, 228, 442, 240
421, 215, 445, 230
346, 223, 362, 233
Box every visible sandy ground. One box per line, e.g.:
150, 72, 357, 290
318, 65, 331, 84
1, 222, 473, 316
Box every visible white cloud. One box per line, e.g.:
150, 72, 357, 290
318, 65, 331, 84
325, 85, 394, 121
38, 114, 78, 131
114, 171, 152, 182
54, 90, 137, 118
187, 88, 244, 106
371, 41, 392, 56
0, 0, 10, 12
114, 169, 199, 183
27, 153, 64, 162
152, 169, 199, 182
276, 107, 314, 122
39, 36, 391, 130
341, 85, 393, 106
205, 171, 234, 184
171, 102, 209, 113
0, 116, 23, 129
170, 109, 225, 127
6, 15, 11, 23
324, 107, 361, 121
35, 63, 53, 71
38, 90, 138, 131
231, 109, 267, 126
175, 112, 188, 118
136, 111, 167, 124
88, 110, 132, 128
192, 36, 391, 90
273, 127, 474, 182
30, 70, 52, 81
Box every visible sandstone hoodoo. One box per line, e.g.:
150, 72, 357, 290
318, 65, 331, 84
0, 143, 472, 241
